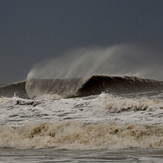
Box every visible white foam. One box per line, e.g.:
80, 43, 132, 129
0, 120, 163, 149
1, 93, 163, 149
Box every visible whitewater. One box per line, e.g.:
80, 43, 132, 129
1, 45, 163, 162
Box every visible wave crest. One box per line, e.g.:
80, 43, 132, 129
25, 75, 163, 98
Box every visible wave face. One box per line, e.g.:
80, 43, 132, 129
25, 77, 83, 98
0, 75, 163, 99
24, 75, 163, 99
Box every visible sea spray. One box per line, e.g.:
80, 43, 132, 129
26, 44, 163, 81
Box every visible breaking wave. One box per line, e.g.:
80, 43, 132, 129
0, 75, 163, 99
1, 120, 163, 149
26, 75, 163, 98
1, 45, 163, 99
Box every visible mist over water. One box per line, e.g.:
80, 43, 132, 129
27, 44, 163, 81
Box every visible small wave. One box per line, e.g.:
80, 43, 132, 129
1, 120, 163, 149
96, 93, 163, 113
0, 81, 27, 98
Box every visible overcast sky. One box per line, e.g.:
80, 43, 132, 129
1, 0, 163, 83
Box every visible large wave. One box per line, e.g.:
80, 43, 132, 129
0, 75, 163, 99
26, 75, 163, 98
1, 44, 163, 98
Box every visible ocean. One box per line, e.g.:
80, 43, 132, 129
1, 75, 163, 162
1, 45, 163, 162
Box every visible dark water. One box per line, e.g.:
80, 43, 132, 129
0, 148, 163, 163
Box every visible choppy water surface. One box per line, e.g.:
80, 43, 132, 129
1, 91, 163, 162
0, 148, 163, 163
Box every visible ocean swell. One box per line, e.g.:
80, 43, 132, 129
25, 75, 163, 99
0, 75, 163, 99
